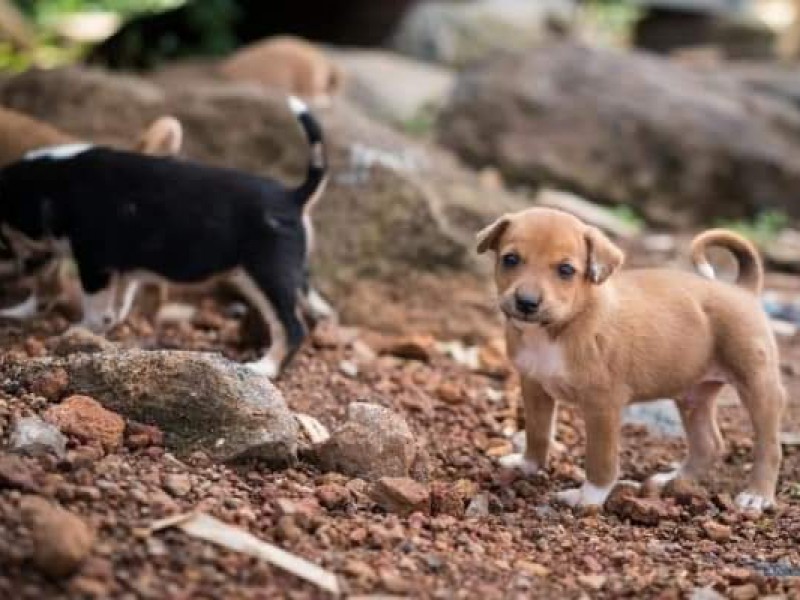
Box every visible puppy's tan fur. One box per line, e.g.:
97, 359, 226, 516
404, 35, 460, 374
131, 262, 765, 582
479, 207, 785, 512
219, 35, 343, 107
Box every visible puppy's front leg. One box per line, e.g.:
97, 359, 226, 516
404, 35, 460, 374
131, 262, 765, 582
499, 378, 555, 475
556, 401, 622, 509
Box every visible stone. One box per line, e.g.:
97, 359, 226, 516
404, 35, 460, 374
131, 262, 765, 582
435, 381, 465, 405
438, 41, 800, 227
578, 575, 607, 591
9, 349, 298, 463
728, 583, 760, 600
623, 400, 684, 438
21, 495, 95, 578
690, 587, 727, 600
316, 483, 351, 510
316, 402, 419, 480
618, 497, 669, 526
45, 395, 125, 453
431, 481, 469, 517
380, 334, 436, 362
162, 474, 192, 498
465, 492, 490, 518
27, 367, 70, 402
9, 417, 67, 458
516, 560, 550, 578
50, 327, 114, 357
764, 229, 800, 272
391, 0, 575, 67
703, 520, 733, 542
370, 477, 431, 516
295, 413, 331, 459
329, 49, 455, 126
0, 453, 40, 492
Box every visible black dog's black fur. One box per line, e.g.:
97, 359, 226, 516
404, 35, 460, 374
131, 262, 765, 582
0, 98, 326, 373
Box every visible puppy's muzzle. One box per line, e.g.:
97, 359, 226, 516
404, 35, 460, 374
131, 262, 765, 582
515, 292, 541, 316
501, 291, 545, 323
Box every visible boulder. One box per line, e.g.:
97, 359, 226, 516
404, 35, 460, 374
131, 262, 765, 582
328, 48, 455, 127
0, 66, 523, 340
391, 0, 575, 67
5, 349, 298, 464
438, 42, 800, 227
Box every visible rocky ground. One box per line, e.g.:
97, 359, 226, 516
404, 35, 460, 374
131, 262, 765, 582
0, 238, 799, 599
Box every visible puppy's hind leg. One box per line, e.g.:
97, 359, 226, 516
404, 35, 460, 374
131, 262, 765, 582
648, 382, 725, 489
734, 374, 785, 512
228, 268, 306, 379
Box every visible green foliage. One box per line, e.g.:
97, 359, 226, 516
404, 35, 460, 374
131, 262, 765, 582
18, 0, 183, 22
400, 107, 437, 138
579, 0, 642, 47
609, 204, 644, 229
717, 210, 789, 246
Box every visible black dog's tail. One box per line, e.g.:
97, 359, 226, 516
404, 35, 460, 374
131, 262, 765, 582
288, 96, 327, 206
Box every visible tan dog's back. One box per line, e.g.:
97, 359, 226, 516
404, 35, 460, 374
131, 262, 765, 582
0, 106, 74, 167
219, 35, 343, 102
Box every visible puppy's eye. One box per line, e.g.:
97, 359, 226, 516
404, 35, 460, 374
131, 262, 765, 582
501, 252, 521, 269
557, 263, 576, 279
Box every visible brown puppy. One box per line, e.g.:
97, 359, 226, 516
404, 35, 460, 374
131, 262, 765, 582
219, 35, 343, 107
0, 112, 184, 319
478, 207, 785, 512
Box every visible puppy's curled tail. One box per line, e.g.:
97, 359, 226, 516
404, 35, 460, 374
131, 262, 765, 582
288, 96, 327, 205
690, 229, 764, 295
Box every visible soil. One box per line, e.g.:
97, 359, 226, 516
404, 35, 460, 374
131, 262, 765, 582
0, 238, 799, 599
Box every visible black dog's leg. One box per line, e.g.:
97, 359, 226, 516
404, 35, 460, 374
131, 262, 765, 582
72, 255, 117, 333
229, 267, 306, 378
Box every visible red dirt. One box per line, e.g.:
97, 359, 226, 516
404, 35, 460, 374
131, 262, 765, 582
0, 256, 799, 599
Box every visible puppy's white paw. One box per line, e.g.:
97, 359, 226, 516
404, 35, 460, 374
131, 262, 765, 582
735, 491, 774, 513
497, 453, 540, 476
246, 358, 279, 379
555, 481, 614, 509
648, 468, 681, 488
0, 294, 38, 319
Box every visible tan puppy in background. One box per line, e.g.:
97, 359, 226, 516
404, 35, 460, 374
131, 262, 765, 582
0, 112, 183, 319
219, 35, 343, 107
478, 207, 785, 513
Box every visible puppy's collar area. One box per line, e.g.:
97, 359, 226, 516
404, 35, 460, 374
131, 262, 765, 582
24, 143, 93, 161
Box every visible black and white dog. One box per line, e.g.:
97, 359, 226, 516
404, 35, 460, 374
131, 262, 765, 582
0, 96, 331, 377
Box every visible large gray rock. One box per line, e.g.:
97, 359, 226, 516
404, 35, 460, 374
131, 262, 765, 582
391, 0, 575, 67
328, 48, 455, 127
438, 42, 800, 227
4, 349, 298, 463
0, 66, 523, 339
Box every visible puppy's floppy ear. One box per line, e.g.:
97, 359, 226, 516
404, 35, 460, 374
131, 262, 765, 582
585, 226, 624, 284
476, 216, 511, 254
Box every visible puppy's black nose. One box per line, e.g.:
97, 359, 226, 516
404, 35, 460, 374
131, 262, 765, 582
515, 293, 540, 315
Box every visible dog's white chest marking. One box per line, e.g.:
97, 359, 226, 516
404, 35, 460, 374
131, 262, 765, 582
24, 143, 93, 161
513, 329, 567, 381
